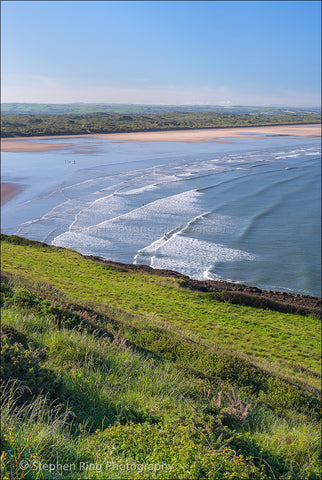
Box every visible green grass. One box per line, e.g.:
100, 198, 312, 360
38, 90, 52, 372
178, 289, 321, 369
1, 237, 320, 388
1, 235, 321, 479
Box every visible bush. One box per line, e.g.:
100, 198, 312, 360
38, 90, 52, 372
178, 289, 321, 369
0, 326, 62, 399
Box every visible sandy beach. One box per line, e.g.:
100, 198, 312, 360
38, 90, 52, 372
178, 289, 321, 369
1, 138, 74, 152
1, 182, 25, 206
1, 124, 321, 153
1, 123, 320, 205
93, 124, 322, 143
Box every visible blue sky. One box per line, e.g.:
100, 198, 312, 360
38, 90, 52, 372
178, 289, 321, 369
1, 0, 321, 105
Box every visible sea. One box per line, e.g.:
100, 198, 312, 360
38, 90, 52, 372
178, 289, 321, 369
1, 134, 321, 297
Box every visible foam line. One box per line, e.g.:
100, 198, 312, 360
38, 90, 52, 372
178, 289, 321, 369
68, 189, 201, 234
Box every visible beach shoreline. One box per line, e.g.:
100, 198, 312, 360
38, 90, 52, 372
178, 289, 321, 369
1, 130, 320, 298
83, 255, 321, 316
1, 182, 25, 206
1, 123, 321, 152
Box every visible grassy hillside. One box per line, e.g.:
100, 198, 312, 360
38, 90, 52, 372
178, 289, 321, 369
1, 235, 321, 479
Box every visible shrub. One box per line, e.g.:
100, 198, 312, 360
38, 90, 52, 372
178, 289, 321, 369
0, 326, 62, 399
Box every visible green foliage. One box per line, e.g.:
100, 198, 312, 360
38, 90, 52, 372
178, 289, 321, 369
12, 288, 37, 307
1, 236, 320, 390
0, 325, 62, 399
0, 236, 321, 479
1, 111, 320, 137
89, 421, 266, 479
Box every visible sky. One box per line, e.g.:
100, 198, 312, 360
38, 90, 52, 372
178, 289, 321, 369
1, 0, 321, 106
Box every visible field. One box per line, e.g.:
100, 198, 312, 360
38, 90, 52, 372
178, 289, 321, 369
0, 234, 321, 479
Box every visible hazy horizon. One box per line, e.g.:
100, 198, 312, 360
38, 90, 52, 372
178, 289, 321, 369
2, 101, 321, 109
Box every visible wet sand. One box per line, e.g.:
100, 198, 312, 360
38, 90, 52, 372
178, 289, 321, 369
1, 183, 25, 205
93, 124, 322, 143
1, 138, 74, 152
1, 124, 321, 152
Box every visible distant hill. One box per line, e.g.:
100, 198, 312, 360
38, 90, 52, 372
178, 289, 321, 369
1, 102, 321, 116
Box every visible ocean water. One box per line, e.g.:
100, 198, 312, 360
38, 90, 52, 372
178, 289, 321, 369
1, 135, 321, 296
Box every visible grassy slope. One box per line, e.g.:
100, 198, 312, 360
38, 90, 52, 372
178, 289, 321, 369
1, 237, 320, 388
1, 235, 321, 479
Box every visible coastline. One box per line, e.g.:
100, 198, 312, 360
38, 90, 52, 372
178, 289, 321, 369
1, 231, 321, 315
83, 255, 321, 317
1, 123, 321, 152
92, 123, 322, 142
1, 126, 320, 302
